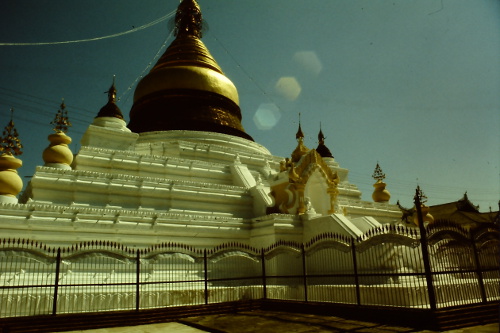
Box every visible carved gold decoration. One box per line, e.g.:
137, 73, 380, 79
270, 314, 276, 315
271, 149, 339, 215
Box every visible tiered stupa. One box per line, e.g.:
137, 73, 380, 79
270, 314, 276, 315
1, 0, 401, 248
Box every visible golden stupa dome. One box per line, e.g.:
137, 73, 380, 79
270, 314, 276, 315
128, 0, 252, 141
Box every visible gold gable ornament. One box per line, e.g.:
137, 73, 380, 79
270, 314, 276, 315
271, 149, 339, 216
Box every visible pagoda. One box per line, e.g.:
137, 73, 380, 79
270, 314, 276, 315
0, 0, 401, 248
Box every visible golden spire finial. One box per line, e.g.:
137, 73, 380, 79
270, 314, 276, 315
97, 77, 124, 120
0, 108, 23, 156
415, 185, 428, 205
372, 162, 391, 202
318, 122, 325, 145
107, 75, 117, 103
50, 99, 72, 133
175, 0, 203, 38
296, 113, 304, 140
316, 123, 334, 158
372, 162, 386, 182
291, 113, 309, 162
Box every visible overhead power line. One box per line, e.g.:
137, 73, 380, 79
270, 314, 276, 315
0, 10, 176, 46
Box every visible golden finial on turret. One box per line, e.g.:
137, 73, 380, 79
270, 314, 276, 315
175, 0, 203, 38
50, 99, 72, 133
372, 162, 386, 181
0, 108, 23, 203
291, 113, 309, 163
413, 185, 434, 226
43, 100, 73, 169
372, 162, 390, 203
316, 122, 334, 158
0, 108, 23, 156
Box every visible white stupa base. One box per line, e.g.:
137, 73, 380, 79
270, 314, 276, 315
44, 163, 72, 170
0, 195, 18, 204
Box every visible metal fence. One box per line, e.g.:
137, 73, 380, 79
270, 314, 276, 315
1, 221, 499, 318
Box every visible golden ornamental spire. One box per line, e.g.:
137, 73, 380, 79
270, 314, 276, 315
0, 108, 23, 156
97, 76, 124, 119
372, 162, 386, 182
318, 125, 325, 145
296, 113, 305, 139
372, 162, 390, 203
107, 75, 117, 103
415, 185, 428, 205
50, 99, 72, 133
291, 114, 309, 163
175, 0, 203, 38
413, 185, 434, 225
316, 123, 333, 158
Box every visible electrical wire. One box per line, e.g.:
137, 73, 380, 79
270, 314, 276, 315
0, 10, 176, 46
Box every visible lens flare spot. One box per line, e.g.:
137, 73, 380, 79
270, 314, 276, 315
293, 51, 323, 76
275, 76, 301, 101
253, 103, 281, 130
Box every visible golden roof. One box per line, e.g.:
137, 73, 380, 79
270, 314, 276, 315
128, 0, 251, 140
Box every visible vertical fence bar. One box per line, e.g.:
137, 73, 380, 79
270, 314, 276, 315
261, 249, 267, 299
351, 239, 361, 306
136, 250, 140, 311
204, 249, 208, 305
52, 248, 61, 316
301, 244, 307, 302
470, 232, 487, 303
415, 188, 436, 310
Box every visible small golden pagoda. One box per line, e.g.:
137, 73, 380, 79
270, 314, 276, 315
42, 99, 73, 169
372, 162, 391, 203
0, 109, 23, 203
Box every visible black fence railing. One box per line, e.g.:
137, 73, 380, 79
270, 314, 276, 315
1, 221, 499, 318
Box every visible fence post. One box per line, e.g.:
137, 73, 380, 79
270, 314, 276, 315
301, 244, 308, 302
351, 238, 361, 305
415, 187, 437, 310
261, 249, 267, 299
204, 249, 208, 305
470, 232, 487, 303
136, 250, 140, 311
52, 248, 61, 316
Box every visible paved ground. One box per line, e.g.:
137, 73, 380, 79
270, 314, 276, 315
61, 310, 499, 333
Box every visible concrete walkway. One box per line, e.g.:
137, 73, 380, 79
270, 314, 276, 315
61, 310, 499, 333
62, 322, 206, 333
